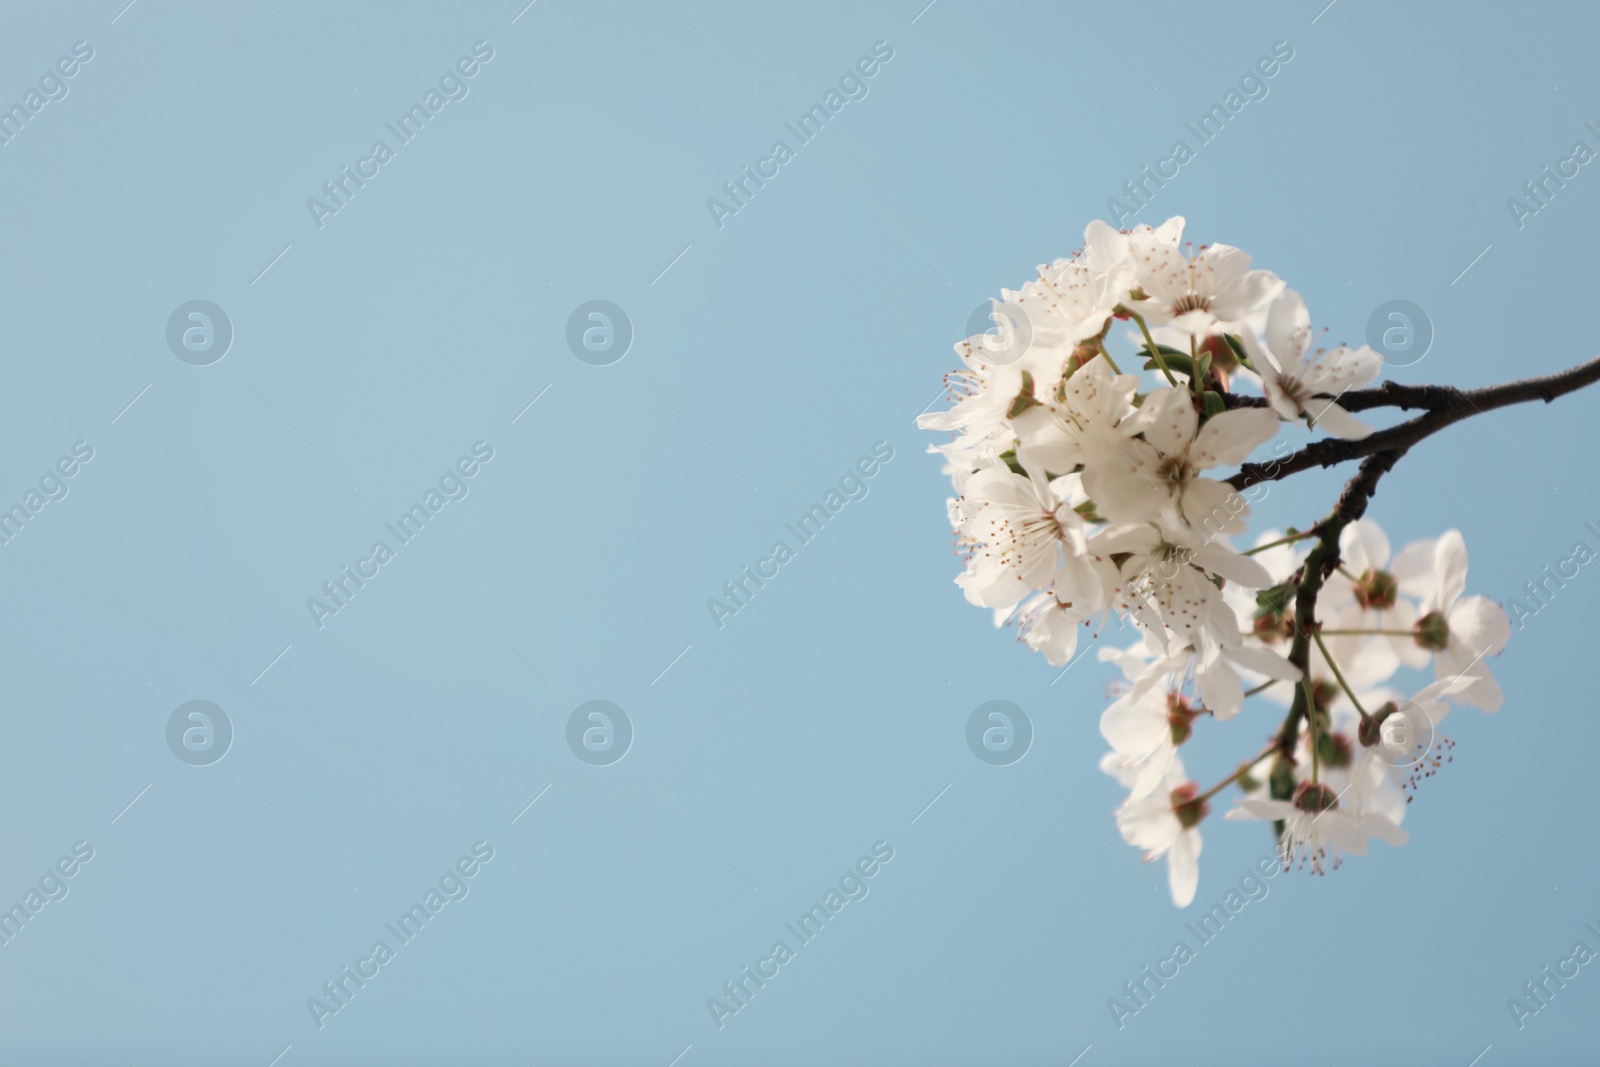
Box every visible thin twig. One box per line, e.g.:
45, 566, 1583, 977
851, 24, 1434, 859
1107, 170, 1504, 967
1270, 449, 1407, 800
1230, 353, 1600, 491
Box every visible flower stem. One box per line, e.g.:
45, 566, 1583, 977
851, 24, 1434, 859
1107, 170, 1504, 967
1270, 450, 1408, 801
1094, 342, 1123, 376
1311, 628, 1371, 723
1229, 353, 1600, 493
1124, 308, 1180, 388
1195, 743, 1278, 803
1304, 669, 1320, 784
1244, 530, 1317, 555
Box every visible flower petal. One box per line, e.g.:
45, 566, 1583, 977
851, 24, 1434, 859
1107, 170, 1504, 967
1449, 595, 1511, 659
1140, 386, 1199, 460
1339, 519, 1391, 573
1166, 827, 1201, 908
1190, 543, 1273, 589
1081, 432, 1169, 524
1191, 407, 1280, 469
1305, 399, 1373, 441
1432, 530, 1469, 611
1262, 288, 1311, 372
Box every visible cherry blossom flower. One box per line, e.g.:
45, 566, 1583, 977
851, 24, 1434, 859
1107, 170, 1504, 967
1353, 675, 1476, 800
1391, 530, 1511, 711
1011, 550, 1113, 666
1011, 356, 1140, 478
953, 468, 1081, 609
1242, 288, 1383, 440
1114, 757, 1205, 907
1081, 385, 1279, 534
922, 215, 1535, 906
1101, 677, 1195, 801
918, 332, 1050, 475
1126, 216, 1284, 337
1006, 220, 1135, 349
1321, 519, 1430, 675
1092, 519, 1272, 647
1226, 780, 1407, 875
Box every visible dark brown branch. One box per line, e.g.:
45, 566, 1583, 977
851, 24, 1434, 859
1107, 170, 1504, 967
1269, 449, 1408, 799
1230, 353, 1600, 492
1336, 380, 1471, 413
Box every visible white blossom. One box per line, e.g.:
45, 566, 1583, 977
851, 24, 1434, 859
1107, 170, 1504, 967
1243, 288, 1383, 439
923, 216, 1517, 905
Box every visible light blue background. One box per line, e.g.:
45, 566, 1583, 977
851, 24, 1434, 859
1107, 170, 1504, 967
0, 1, 1596, 1063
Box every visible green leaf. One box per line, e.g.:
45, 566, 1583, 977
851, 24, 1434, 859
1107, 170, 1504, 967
1254, 582, 1296, 618
1141, 349, 1196, 379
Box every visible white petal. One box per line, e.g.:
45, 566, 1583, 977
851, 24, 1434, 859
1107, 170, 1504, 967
1390, 538, 1438, 602
1307, 344, 1383, 394
1081, 432, 1170, 524
1228, 642, 1301, 680
1306, 399, 1373, 441
1190, 543, 1273, 589
1179, 477, 1251, 537
1362, 815, 1409, 848
1190, 407, 1280, 469
1226, 798, 1293, 822
1449, 596, 1511, 658
1339, 519, 1391, 573
1196, 652, 1244, 720
1167, 828, 1201, 908
1100, 751, 1143, 789
1140, 386, 1199, 459
1116, 795, 1179, 852
1421, 533, 1466, 616
1262, 288, 1311, 372
1213, 267, 1286, 324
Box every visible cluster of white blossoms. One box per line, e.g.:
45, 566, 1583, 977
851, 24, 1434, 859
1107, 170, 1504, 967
921, 216, 1512, 907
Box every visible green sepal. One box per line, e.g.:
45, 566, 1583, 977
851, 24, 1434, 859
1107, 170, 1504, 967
1005, 371, 1042, 419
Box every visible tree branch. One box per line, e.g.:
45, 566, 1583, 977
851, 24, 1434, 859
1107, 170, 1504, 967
1230, 353, 1600, 491
1268, 448, 1408, 799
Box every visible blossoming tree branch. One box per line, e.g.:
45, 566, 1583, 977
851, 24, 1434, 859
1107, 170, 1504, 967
921, 216, 1600, 907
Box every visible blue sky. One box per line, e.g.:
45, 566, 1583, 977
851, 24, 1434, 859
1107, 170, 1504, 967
0, 1, 1596, 1064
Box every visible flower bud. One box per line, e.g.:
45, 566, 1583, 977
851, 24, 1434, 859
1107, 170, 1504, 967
1358, 702, 1399, 748
1201, 333, 1240, 372
1005, 371, 1042, 419
1414, 611, 1451, 651
1062, 344, 1099, 381
1353, 569, 1399, 610
1253, 611, 1293, 642
1167, 693, 1198, 746
1252, 583, 1296, 642
1171, 783, 1209, 828
1316, 731, 1353, 769
1292, 781, 1340, 813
